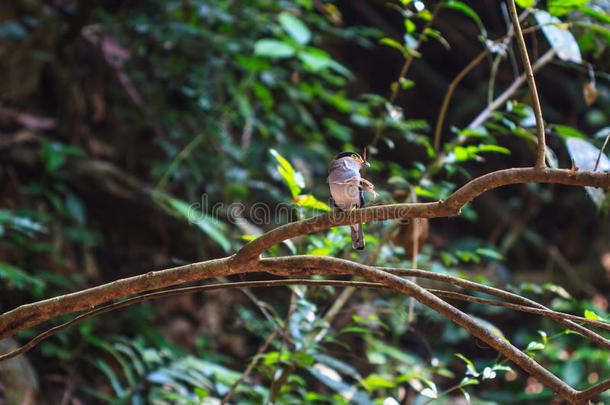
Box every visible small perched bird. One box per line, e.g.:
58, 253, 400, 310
327, 151, 370, 249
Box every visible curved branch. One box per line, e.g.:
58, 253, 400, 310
257, 256, 610, 350
235, 168, 610, 262
430, 289, 610, 331
0, 257, 234, 340
256, 257, 588, 404
0, 279, 386, 362
1, 167, 609, 341
0, 167, 608, 403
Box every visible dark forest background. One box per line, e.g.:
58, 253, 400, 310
0, 0, 609, 403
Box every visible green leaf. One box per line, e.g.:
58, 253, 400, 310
515, 0, 534, 7
443, 1, 486, 33
298, 48, 333, 71
475, 248, 504, 260
548, 0, 589, 16
526, 341, 545, 351
554, 125, 587, 139
459, 377, 480, 387
295, 194, 331, 211
380, 37, 406, 55
0, 261, 45, 293
534, 10, 582, 63
538, 330, 548, 344
151, 191, 231, 253
477, 144, 511, 155
577, 5, 610, 24
584, 309, 602, 321
362, 374, 395, 390
269, 148, 303, 197
40, 140, 86, 173
404, 19, 416, 34
595, 126, 610, 139
278, 12, 312, 45
566, 136, 610, 171
455, 353, 479, 377
308, 246, 332, 256
254, 38, 295, 58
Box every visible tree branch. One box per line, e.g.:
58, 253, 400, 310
1, 168, 609, 342
508, 0, 547, 168
430, 289, 610, 331
235, 167, 610, 262
256, 257, 596, 404
1, 167, 609, 403
257, 256, 610, 350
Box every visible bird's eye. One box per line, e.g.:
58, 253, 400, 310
351, 154, 359, 160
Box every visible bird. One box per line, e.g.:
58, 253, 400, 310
327, 151, 370, 249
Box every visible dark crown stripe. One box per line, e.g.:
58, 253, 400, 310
335, 151, 361, 160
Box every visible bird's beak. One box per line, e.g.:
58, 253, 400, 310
362, 160, 370, 168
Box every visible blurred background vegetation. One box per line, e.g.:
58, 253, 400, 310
0, 0, 609, 403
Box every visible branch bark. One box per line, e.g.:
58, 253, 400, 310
1, 168, 609, 340
257, 257, 605, 405
235, 167, 610, 262
1, 167, 609, 403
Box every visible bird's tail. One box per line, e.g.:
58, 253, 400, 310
350, 224, 365, 250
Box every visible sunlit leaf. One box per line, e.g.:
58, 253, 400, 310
269, 148, 303, 197
294, 194, 331, 211
278, 12, 312, 45
361, 374, 395, 390
380, 37, 406, 55
481, 367, 496, 380
548, 0, 589, 16
515, 0, 534, 7
475, 247, 504, 260
534, 10, 582, 63
526, 341, 545, 351
565, 137, 610, 207
308, 246, 332, 256
455, 353, 479, 377
254, 38, 295, 58
584, 309, 602, 321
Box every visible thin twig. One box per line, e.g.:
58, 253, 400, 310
468, 49, 555, 129
433, 8, 532, 153
0, 279, 383, 362
508, 0, 547, 168
433, 49, 490, 152
429, 289, 610, 331
594, 132, 610, 171
488, 53, 503, 104
370, 1, 442, 148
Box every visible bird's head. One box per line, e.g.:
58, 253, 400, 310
335, 151, 370, 168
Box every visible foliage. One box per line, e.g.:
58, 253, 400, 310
0, 0, 609, 403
